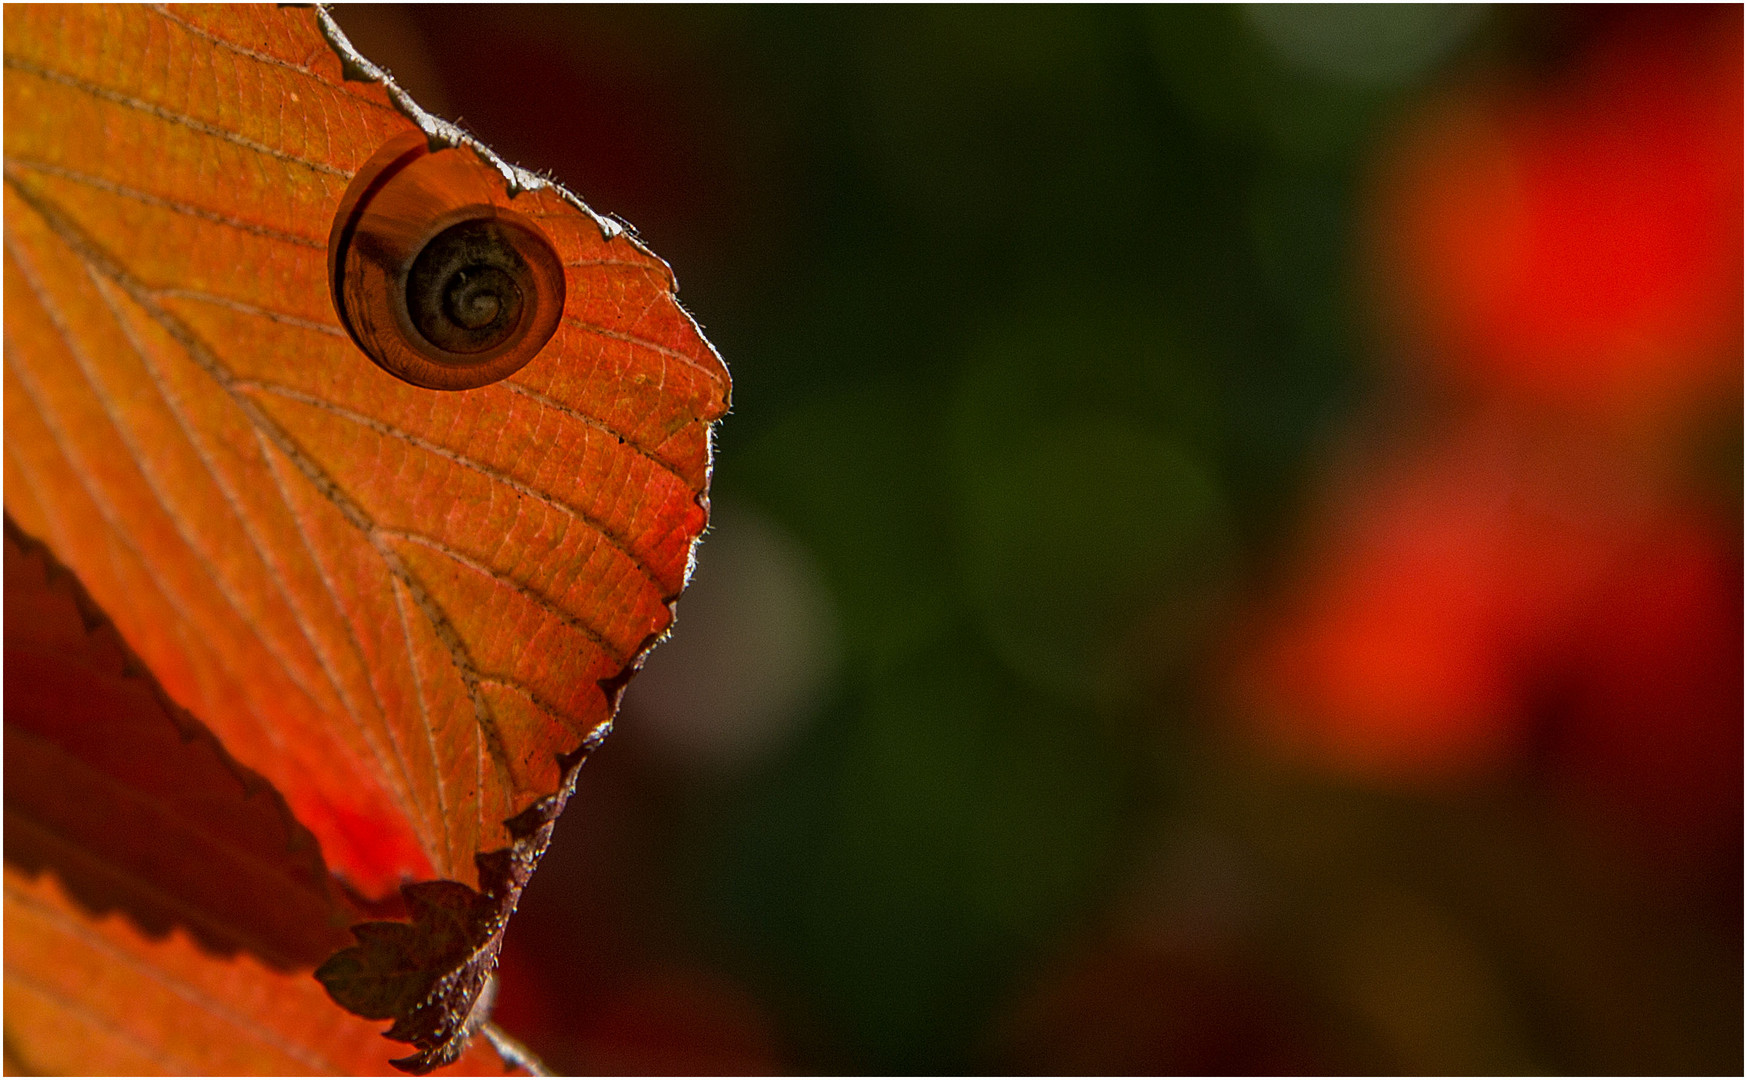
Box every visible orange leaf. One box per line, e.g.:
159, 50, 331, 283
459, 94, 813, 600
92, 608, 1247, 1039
4, 528, 515, 1076
5, 864, 516, 1076
4, 3, 726, 1071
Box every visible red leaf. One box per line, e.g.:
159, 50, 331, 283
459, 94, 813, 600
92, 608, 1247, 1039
3, 528, 513, 1076
4, 3, 726, 1071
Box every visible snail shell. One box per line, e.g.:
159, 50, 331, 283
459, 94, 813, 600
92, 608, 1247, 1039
328, 130, 566, 391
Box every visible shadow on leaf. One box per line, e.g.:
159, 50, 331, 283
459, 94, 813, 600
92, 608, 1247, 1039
3, 518, 363, 972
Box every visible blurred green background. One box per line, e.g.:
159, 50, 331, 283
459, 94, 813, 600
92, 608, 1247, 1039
336, 6, 1741, 1074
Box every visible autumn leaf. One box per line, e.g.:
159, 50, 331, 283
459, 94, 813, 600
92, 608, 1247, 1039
4, 525, 522, 1075
4, 3, 727, 1073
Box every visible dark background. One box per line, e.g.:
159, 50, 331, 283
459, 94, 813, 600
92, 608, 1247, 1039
333, 6, 1741, 1074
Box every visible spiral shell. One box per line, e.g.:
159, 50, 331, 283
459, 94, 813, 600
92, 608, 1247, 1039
328, 131, 566, 391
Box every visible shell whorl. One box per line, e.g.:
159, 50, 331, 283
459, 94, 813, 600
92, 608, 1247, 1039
329, 131, 566, 391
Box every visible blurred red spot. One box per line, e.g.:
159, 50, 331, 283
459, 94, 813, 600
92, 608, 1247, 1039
1237, 416, 1635, 785
1376, 10, 1742, 414
1234, 408, 1741, 861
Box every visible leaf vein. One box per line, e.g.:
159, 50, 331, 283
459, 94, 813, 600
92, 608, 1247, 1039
4, 156, 326, 248
154, 287, 348, 336
236, 377, 679, 597
90, 270, 421, 825
388, 566, 458, 879
254, 425, 430, 857
499, 377, 695, 489
563, 315, 727, 391
378, 527, 627, 664
2, 56, 350, 178
475, 675, 610, 746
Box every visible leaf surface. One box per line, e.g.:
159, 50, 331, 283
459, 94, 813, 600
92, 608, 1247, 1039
3, 3, 726, 1071
3, 529, 515, 1076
